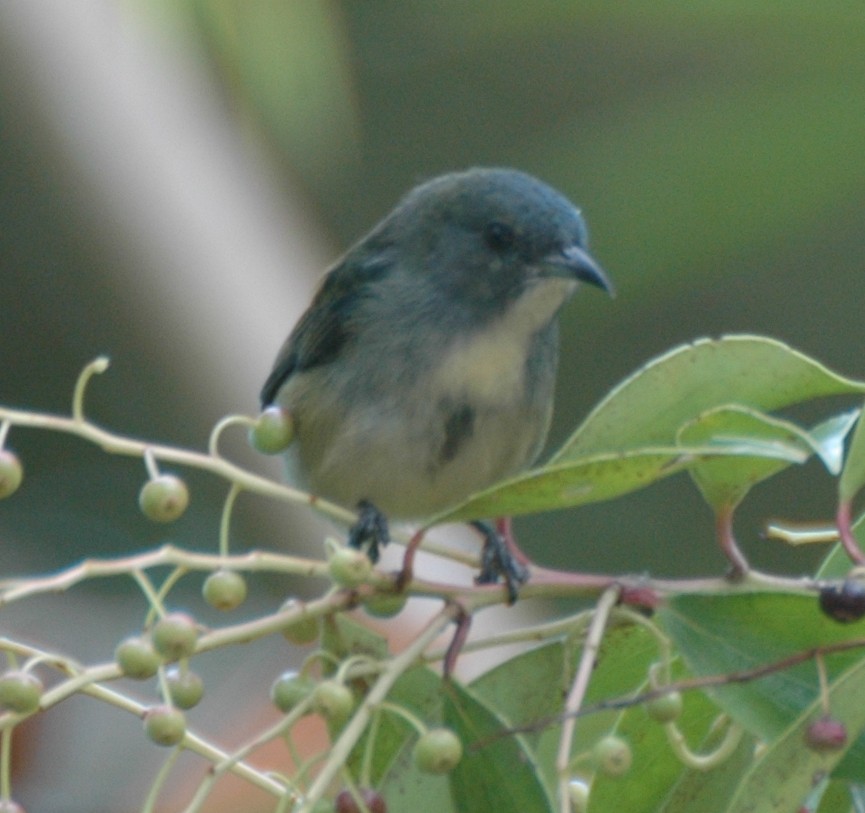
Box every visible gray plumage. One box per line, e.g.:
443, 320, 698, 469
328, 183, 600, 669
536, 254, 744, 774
261, 168, 612, 517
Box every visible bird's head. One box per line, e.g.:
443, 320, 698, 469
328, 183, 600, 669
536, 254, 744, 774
377, 167, 613, 320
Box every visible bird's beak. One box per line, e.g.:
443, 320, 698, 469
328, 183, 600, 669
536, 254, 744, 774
543, 244, 615, 297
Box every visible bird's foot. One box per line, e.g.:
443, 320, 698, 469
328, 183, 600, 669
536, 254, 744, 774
348, 500, 390, 564
472, 520, 529, 604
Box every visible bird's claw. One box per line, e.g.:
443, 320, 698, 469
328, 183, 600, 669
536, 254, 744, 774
348, 500, 390, 563
472, 520, 529, 604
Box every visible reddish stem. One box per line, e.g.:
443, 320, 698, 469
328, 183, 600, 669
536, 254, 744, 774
495, 516, 532, 568
397, 527, 427, 591
528, 566, 660, 609
715, 505, 749, 579
443, 607, 472, 677
836, 500, 865, 565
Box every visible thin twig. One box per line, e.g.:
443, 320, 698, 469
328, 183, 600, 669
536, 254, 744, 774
555, 586, 621, 813
296, 604, 460, 812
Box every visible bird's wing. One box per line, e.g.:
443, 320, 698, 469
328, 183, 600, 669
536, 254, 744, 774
259, 251, 394, 407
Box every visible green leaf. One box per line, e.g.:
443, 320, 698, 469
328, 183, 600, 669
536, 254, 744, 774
815, 542, 850, 580
467, 641, 570, 800
676, 405, 813, 511
657, 593, 865, 781
375, 666, 457, 813
588, 675, 755, 813
815, 506, 865, 580
725, 659, 865, 813
464, 620, 759, 813
848, 785, 865, 812
552, 335, 865, 462
657, 727, 757, 813
444, 681, 554, 813
469, 640, 570, 725
814, 779, 855, 813
839, 401, 865, 502
432, 444, 805, 524
808, 408, 859, 476
469, 623, 660, 799
320, 612, 389, 663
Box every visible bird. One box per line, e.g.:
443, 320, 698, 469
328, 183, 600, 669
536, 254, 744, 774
260, 167, 612, 596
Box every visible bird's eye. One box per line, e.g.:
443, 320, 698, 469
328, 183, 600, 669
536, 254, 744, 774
483, 221, 516, 252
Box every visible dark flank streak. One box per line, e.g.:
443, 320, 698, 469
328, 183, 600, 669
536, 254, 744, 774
439, 402, 475, 464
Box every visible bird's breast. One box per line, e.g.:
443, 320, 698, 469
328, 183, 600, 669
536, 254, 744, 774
431, 277, 574, 403
280, 278, 572, 518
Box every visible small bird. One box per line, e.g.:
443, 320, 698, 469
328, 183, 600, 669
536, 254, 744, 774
261, 168, 612, 593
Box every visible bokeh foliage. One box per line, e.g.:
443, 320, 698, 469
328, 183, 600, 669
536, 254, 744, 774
2, 3, 865, 810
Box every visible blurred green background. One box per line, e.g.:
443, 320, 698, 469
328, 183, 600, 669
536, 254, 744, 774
1, 2, 865, 808
4, 1, 864, 576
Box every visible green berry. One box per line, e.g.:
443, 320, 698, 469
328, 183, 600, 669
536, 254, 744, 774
568, 779, 589, 813
592, 735, 632, 778
412, 728, 463, 774
363, 591, 408, 619
202, 569, 247, 611
151, 612, 198, 661
249, 406, 295, 454
115, 636, 161, 679
0, 450, 23, 499
280, 600, 320, 645
313, 680, 355, 725
645, 690, 683, 724
165, 666, 204, 709
328, 547, 372, 588
0, 670, 42, 714
138, 474, 189, 523
271, 670, 316, 713
143, 705, 186, 746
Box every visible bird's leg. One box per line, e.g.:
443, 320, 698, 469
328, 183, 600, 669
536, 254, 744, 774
348, 499, 390, 564
472, 518, 530, 604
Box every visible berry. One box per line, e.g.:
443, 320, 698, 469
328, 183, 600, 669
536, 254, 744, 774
592, 735, 632, 778
151, 612, 198, 661
138, 474, 189, 523
313, 680, 355, 725
115, 636, 161, 679
328, 547, 372, 588
334, 788, 387, 813
804, 716, 848, 752
819, 578, 865, 623
363, 591, 408, 619
271, 670, 315, 713
249, 407, 295, 454
0, 450, 23, 499
0, 800, 26, 813
568, 779, 589, 813
143, 705, 186, 746
645, 690, 683, 724
0, 671, 42, 714
202, 569, 247, 611
412, 728, 463, 774
165, 666, 204, 709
